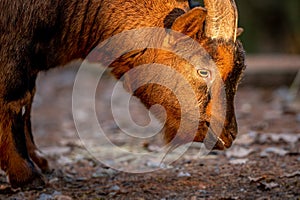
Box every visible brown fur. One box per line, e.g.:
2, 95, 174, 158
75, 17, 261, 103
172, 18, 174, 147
0, 0, 245, 188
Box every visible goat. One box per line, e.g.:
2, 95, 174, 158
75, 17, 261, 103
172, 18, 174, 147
0, 0, 245, 189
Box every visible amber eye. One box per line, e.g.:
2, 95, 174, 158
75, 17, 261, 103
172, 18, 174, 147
197, 69, 210, 78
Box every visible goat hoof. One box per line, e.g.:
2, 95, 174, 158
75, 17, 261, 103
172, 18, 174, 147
8, 164, 45, 190
30, 152, 51, 174
10, 172, 45, 190
21, 173, 45, 191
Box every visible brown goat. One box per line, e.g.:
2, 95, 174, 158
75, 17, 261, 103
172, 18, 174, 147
0, 0, 245, 189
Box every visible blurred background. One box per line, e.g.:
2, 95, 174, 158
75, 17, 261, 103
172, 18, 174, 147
234, 0, 300, 88
237, 0, 300, 54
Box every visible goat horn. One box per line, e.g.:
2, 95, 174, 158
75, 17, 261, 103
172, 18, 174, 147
203, 0, 238, 42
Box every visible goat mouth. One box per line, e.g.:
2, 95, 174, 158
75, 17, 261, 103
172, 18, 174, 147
204, 128, 232, 150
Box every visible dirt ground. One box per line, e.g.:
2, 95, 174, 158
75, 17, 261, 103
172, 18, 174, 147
0, 64, 299, 200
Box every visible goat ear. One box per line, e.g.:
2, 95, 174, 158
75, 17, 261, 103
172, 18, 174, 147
171, 7, 206, 38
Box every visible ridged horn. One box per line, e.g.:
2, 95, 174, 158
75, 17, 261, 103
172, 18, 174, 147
203, 0, 238, 42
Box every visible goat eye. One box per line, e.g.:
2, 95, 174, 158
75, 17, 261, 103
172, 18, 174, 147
197, 69, 210, 78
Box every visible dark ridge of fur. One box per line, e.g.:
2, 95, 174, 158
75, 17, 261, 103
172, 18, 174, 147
0, 0, 245, 188
163, 8, 186, 29
11, 111, 28, 160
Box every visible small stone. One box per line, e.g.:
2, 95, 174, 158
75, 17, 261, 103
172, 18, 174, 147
281, 171, 300, 178
109, 185, 120, 191
41, 146, 71, 156
54, 195, 73, 200
260, 147, 288, 157
177, 171, 191, 177
52, 191, 62, 196
57, 156, 73, 165
38, 193, 53, 200
49, 178, 59, 184
229, 159, 248, 165
76, 177, 88, 181
226, 147, 254, 158
262, 182, 279, 190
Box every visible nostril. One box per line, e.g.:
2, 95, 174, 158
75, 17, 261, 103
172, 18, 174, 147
205, 121, 210, 128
